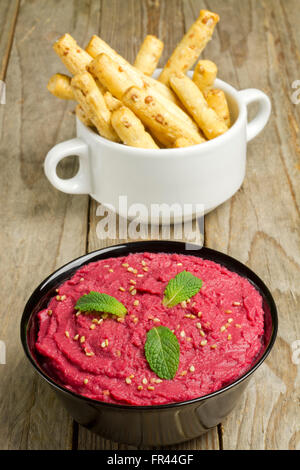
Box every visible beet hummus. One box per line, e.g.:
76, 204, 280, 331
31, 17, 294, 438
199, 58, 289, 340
35, 252, 265, 406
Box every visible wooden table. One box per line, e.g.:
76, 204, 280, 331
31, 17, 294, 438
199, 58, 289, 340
0, 0, 299, 450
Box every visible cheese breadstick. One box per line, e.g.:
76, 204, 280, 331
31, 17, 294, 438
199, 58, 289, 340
104, 92, 122, 112
85, 35, 178, 103
158, 10, 219, 85
134, 35, 164, 76
53, 33, 92, 75
193, 60, 217, 95
111, 106, 159, 149
170, 73, 227, 140
75, 104, 93, 127
122, 86, 204, 147
88, 53, 199, 133
206, 89, 231, 127
47, 73, 74, 100
71, 72, 119, 142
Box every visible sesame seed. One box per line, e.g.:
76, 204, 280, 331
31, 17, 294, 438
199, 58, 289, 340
133, 269, 138, 274
133, 317, 138, 324
74, 334, 79, 340
147, 386, 155, 391
60, 295, 66, 301
225, 309, 232, 314
220, 325, 226, 332
47, 310, 52, 316
122, 263, 129, 267
211, 344, 217, 349
187, 299, 191, 304
197, 312, 202, 318
90, 324, 96, 330
131, 289, 137, 296
190, 365, 195, 372
117, 317, 124, 323
200, 340, 207, 346
129, 285, 135, 292
196, 322, 202, 329
200, 330, 205, 337
105, 339, 108, 347
92, 318, 99, 323
133, 300, 139, 306
85, 350, 94, 356
187, 337, 192, 342
56, 295, 61, 301
141, 260, 147, 266
130, 279, 136, 285
55, 289, 59, 293
109, 268, 114, 273
65, 331, 70, 338
181, 300, 187, 308
83, 378, 88, 384
235, 324, 242, 328
125, 377, 132, 384
80, 278, 84, 282
177, 262, 183, 266
137, 385, 143, 391
227, 334, 232, 340
153, 317, 160, 323
80, 336, 85, 343
150, 378, 156, 383
191, 302, 196, 307
227, 318, 233, 323
184, 314, 191, 318
143, 267, 148, 272
233, 302, 241, 306
101, 341, 106, 348
76, 311, 81, 317
180, 330, 186, 337
129, 374, 134, 379
137, 274, 144, 278
156, 379, 163, 383
119, 286, 125, 292
127, 267, 134, 272
180, 370, 187, 376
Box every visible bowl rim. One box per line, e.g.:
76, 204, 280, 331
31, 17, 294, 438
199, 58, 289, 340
20, 240, 278, 410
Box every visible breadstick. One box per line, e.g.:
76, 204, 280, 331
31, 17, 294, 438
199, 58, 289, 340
85, 35, 178, 103
170, 73, 227, 139
122, 86, 204, 146
89, 53, 199, 133
104, 91, 122, 112
206, 89, 231, 127
134, 35, 164, 76
111, 106, 159, 149
71, 72, 119, 142
75, 104, 93, 127
47, 73, 74, 100
158, 10, 219, 85
53, 33, 92, 75
193, 60, 217, 95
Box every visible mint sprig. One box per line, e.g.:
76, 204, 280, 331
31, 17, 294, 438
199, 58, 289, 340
75, 291, 127, 318
163, 270, 202, 307
145, 326, 180, 380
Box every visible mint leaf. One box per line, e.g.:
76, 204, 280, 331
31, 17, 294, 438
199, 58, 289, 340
75, 292, 127, 317
163, 270, 202, 307
145, 326, 180, 380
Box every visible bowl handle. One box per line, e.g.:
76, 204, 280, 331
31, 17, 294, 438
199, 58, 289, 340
238, 89, 271, 142
44, 138, 91, 194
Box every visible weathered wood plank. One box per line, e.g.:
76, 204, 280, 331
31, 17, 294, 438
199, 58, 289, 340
77, 0, 219, 450
202, 0, 300, 450
0, 0, 102, 450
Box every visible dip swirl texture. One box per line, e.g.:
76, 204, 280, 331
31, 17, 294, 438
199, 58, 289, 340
36, 252, 264, 405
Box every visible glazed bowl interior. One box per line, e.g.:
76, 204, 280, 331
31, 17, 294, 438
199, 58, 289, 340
21, 240, 277, 411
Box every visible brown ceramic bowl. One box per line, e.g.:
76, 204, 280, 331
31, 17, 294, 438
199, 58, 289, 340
20, 241, 277, 446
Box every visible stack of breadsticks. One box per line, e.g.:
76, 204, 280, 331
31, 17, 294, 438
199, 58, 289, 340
47, 9, 230, 149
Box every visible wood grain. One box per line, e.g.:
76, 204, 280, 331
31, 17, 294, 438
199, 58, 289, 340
202, 0, 300, 450
0, 0, 299, 451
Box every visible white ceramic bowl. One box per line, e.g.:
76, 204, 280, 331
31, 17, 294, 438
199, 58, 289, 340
44, 71, 271, 224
